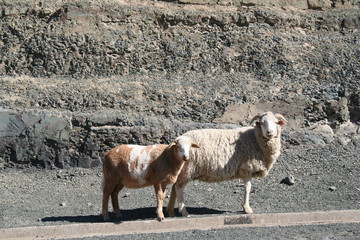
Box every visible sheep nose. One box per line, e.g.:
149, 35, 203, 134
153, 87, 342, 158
267, 130, 274, 136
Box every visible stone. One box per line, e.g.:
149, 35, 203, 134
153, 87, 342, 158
178, 0, 217, 4
281, 176, 295, 185
308, 0, 332, 9
240, 0, 308, 9
312, 124, 334, 136
338, 137, 351, 146
0, 157, 5, 169
342, 17, 360, 29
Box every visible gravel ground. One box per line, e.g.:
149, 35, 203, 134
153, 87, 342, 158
0, 140, 359, 239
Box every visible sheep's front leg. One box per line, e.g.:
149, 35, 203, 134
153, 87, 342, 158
154, 184, 166, 221
242, 178, 253, 214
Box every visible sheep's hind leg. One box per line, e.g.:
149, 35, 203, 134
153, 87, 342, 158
242, 178, 253, 214
166, 184, 176, 217
175, 182, 190, 217
102, 183, 115, 221
111, 184, 124, 219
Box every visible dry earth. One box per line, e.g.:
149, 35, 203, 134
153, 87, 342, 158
1, 137, 359, 238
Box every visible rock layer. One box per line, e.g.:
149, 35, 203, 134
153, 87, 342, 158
0, 0, 359, 168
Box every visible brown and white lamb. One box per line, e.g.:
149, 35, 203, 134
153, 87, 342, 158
101, 136, 200, 221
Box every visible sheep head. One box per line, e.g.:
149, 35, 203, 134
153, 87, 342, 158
251, 112, 286, 139
169, 136, 200, 161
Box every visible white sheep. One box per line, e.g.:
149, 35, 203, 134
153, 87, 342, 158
166, 111, 286, 217
101, 136, 200, 221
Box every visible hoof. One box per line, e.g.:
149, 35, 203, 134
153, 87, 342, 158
243, 207, 253, 214
180, 209, 190, 217
101, 213, 110, 221
115, 212, 122, 219
157, 211, 165, 222
157, 216, 165, 222
167, 211, 175, 217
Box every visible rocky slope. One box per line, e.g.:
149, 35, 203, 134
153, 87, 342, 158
0, 0, 359, 168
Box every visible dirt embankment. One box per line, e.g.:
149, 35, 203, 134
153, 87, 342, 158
0, 0, 359, 168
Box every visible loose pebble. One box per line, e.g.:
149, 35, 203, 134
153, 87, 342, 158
280, 176, 295, 185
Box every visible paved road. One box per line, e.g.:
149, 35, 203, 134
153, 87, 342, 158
1, 210, 359, 240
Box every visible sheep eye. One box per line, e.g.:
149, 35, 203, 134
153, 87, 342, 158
256, 121, 263, 126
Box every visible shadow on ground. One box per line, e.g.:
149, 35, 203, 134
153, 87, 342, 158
41, 207, 228, 223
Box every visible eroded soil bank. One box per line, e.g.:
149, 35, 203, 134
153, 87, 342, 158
0, 0, 359, 168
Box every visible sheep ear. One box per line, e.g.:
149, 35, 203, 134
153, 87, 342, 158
191, 142, 200, 149
168, 142, 176, 148
275, 113, 286, 126
250, 115, 261, 126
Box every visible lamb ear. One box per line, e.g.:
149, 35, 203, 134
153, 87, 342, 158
274, 113, 286, 126
191, 142, 200, 149
250, 115, 262, 126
